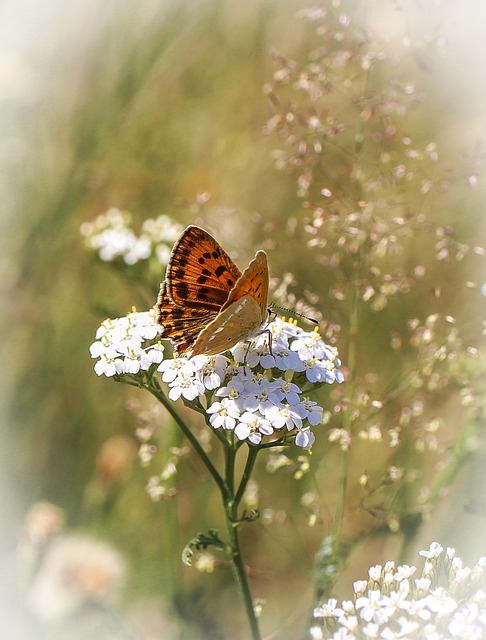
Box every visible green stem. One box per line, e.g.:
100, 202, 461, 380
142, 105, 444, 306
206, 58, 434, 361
163, 417, 181, 601
224, 446, 261, 640
128, 374, 260, 638
144, 378, 227, 497
332, 451, 349, 545
332, 272, 360, 547
234, 445, 259, 509
225, 433, 236, 496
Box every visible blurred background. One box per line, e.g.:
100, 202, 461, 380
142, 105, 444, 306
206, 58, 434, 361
1, 0, 486, 638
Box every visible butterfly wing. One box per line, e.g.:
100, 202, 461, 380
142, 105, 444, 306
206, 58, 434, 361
156, 282, 218, 354
190, 294, 265, 357
165, 225, 241, 310
221, 250, 269, 322
157, 226, 269, 357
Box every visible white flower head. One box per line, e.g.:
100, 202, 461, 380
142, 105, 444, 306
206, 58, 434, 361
91, 314, 343, 449
314, 598, 344, 618
90, 309, 162, 377
27, 535, 125, 621
207, 398, 241, 430
312, 546, 486, 640
235, 412, 274, 445
81, 210, 183, 266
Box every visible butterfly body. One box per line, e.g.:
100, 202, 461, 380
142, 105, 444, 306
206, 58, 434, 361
156, 226, 269, 357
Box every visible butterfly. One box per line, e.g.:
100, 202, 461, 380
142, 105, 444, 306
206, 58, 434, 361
156, 225, 270, 357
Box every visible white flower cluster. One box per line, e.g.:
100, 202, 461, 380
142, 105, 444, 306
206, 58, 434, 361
90, 309, 164, 376
90, 312, 343, 449
80, 208, 182, 265
311, 542, 486, 640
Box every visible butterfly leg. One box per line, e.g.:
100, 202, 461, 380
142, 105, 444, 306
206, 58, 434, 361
261, 328, 274, 357
241, 329, 274, 373
242, 341, 253, 374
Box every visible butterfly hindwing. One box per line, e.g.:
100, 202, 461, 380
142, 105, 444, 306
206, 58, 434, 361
166, 226, 242, 310
190, 294, 264, 356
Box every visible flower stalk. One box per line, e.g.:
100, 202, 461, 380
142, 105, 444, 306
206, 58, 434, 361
223, 444, 262, 640
89, 310, 343, 636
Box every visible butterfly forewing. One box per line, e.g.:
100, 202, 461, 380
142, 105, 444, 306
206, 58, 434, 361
221, 250, 269, 321
166, 226, 242, 310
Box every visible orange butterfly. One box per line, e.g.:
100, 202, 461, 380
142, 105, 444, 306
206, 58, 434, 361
156, 225, 269, 357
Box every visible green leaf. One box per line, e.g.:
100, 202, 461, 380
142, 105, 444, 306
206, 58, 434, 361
181, 529, 227, 566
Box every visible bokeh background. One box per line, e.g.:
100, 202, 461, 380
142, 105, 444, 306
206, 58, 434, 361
1, 1, 486, 638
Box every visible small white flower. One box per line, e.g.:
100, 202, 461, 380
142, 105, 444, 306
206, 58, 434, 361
165, 369, 205, 401
215, 378, 246, 400
338, 614, 358, 632
158, 357, 195, 383
242, 381, 282, 414
368, 565, 383, 581
207, 399, 241, 430
129, 310, 160, 340
291, 329, 333, 360
122, 348, 146, 374
384, 561, 395, 573
394, 565, 416, 582
446, 547, 456, 561
328, 428, 351, 451
145, 341, 165, 364
382, 617, 420, 639
309, 625, 324, 640
303, 358, 330, 383
472, 589, 486, 604
414, 578, 432, 592
295, 427, 315, 449
362, 622, 379, 638
353, 580, 368, 595
419, 542, 443, 559
342, 600, 355, 614
260, 347, 305, 372
192, 354, 229, 390
91, 343, 123, 377
423, 560, 435, 578
314, 598, 344, 618
235, 412, 273, 444
94, 317, 119, 340
356, 590, 384, 623
454, 567, 472, 583
448, 602, 481, 637
424, 587, 458, 616
301, 397, 324, 425
383, 572, 394, 587
269, 379, 302, 405
266, 402, 307, 431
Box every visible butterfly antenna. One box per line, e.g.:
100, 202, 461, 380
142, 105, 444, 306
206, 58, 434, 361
269, 304, 319, 325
